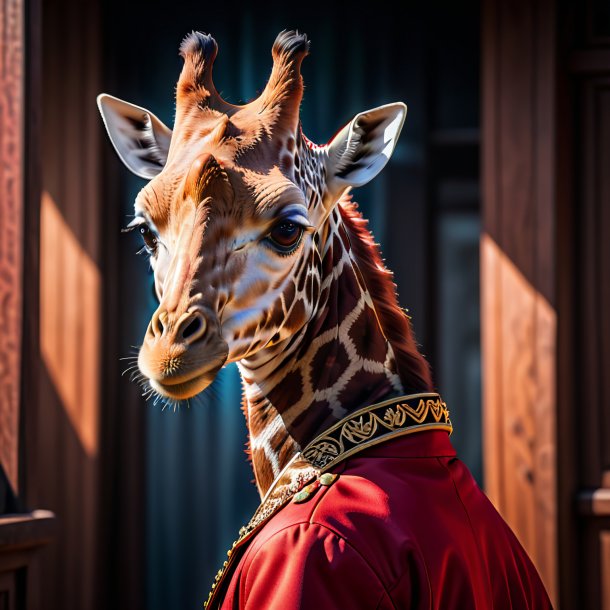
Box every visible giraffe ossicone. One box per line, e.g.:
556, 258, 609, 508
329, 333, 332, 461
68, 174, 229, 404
98, 29, 432, 496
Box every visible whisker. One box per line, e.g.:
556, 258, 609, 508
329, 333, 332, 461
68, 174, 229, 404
121, 365, 139, 377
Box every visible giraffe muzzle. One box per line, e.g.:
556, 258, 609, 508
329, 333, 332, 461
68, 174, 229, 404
153, 309, 207, 345
138, 305, 229, 399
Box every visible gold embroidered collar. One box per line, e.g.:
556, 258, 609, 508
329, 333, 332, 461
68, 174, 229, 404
204, 392, 451, 608
302, 392, 452, 469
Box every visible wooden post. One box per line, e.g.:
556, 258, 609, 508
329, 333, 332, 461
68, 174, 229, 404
481, 0, 558, 604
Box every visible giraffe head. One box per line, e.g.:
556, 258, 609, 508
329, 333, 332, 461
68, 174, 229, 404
98, 31, 407, 402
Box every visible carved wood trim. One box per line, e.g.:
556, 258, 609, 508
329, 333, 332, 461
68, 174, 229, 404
0, 0, 24, 495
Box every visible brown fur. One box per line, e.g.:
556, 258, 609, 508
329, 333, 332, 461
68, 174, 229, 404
338, 196, 433, 392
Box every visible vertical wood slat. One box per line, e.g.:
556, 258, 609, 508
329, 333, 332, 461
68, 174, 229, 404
0, 0, 24, 495
31, 0, 104, 607
481, 0, 558, 604
602, 531, 610, 610
581, 80, 610, 485
577, 76, 610, 610
599, 86, 610, 487
480, 235, 503, 508
497, 1, 536, 281
480, 0, 503, 511
580, 77, 601, 491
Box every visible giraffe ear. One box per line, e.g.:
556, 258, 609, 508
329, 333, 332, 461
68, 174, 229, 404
325, 102, 406, 192
97, 93, 172, 179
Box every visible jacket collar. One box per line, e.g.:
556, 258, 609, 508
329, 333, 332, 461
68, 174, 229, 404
302, 392, 452, 470
204, 392, 452, 608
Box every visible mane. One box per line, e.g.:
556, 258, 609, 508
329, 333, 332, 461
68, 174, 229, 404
337, 196, 434, 393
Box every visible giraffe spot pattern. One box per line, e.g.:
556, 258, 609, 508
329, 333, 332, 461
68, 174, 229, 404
238, 134, 404, 493
267, 368, 304, 410
348, 303, 388, 361
310, 341, 351, 391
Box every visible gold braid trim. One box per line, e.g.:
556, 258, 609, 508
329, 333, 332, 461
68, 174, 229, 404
302, 392, 452, 470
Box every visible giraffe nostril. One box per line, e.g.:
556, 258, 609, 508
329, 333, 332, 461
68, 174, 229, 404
158, 312, 167, 333
150, 309, 167, 339
181, 313, 207, 343
183, 317, 201, 338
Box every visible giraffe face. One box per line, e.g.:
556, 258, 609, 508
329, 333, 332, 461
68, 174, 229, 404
98, 31, 407, 401
124, 144, 319, 400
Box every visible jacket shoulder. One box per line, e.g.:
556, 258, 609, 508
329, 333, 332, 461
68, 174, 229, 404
245, 462, 426, 592
235, 520, 398, 610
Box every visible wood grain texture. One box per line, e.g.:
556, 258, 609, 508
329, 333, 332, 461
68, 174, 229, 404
481, 0, 558, 603
497, 0, 536, 281
498, 251, 537, 554
482, 236, 557, 599
533, 293, 557, 592
481, 0, 498, 238
39, 192, 101, 457
480, 235, 503, 508
28, 0, 105, 607
12, 0, 148, 605
0, 0, 24, 495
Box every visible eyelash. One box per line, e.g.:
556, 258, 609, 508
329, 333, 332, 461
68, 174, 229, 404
122, 221, 159, 256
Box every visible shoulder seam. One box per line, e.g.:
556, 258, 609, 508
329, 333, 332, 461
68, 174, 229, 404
308, 520, 393, 593
242, 521, 391, 601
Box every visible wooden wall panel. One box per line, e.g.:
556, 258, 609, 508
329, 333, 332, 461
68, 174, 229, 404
480, 236, 503, 506
0, 0, 148, 605
481, 0, 558, 603
24, 0, 148, 606
481, 237, 557, 598
0, 0, 24, 495
28, 0, 105, 607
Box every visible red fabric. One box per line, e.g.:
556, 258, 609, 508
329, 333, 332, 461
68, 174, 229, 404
220, 431, 553, 609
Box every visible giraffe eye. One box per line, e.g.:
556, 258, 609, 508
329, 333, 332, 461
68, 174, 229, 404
138, 224, 158, 254
266, 221, 304, 254
122, 217, 161, 256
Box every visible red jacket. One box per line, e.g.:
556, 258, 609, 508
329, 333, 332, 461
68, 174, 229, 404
207, 400, 552, 609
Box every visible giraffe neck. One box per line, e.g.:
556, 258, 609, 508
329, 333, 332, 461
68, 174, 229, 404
238, 205, 406, 496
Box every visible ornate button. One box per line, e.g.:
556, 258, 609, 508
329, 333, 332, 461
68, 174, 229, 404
293, 481, 320, 503
319, 473, 338, 486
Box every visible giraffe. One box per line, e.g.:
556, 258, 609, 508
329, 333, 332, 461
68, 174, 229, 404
97, 30, 432, 497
